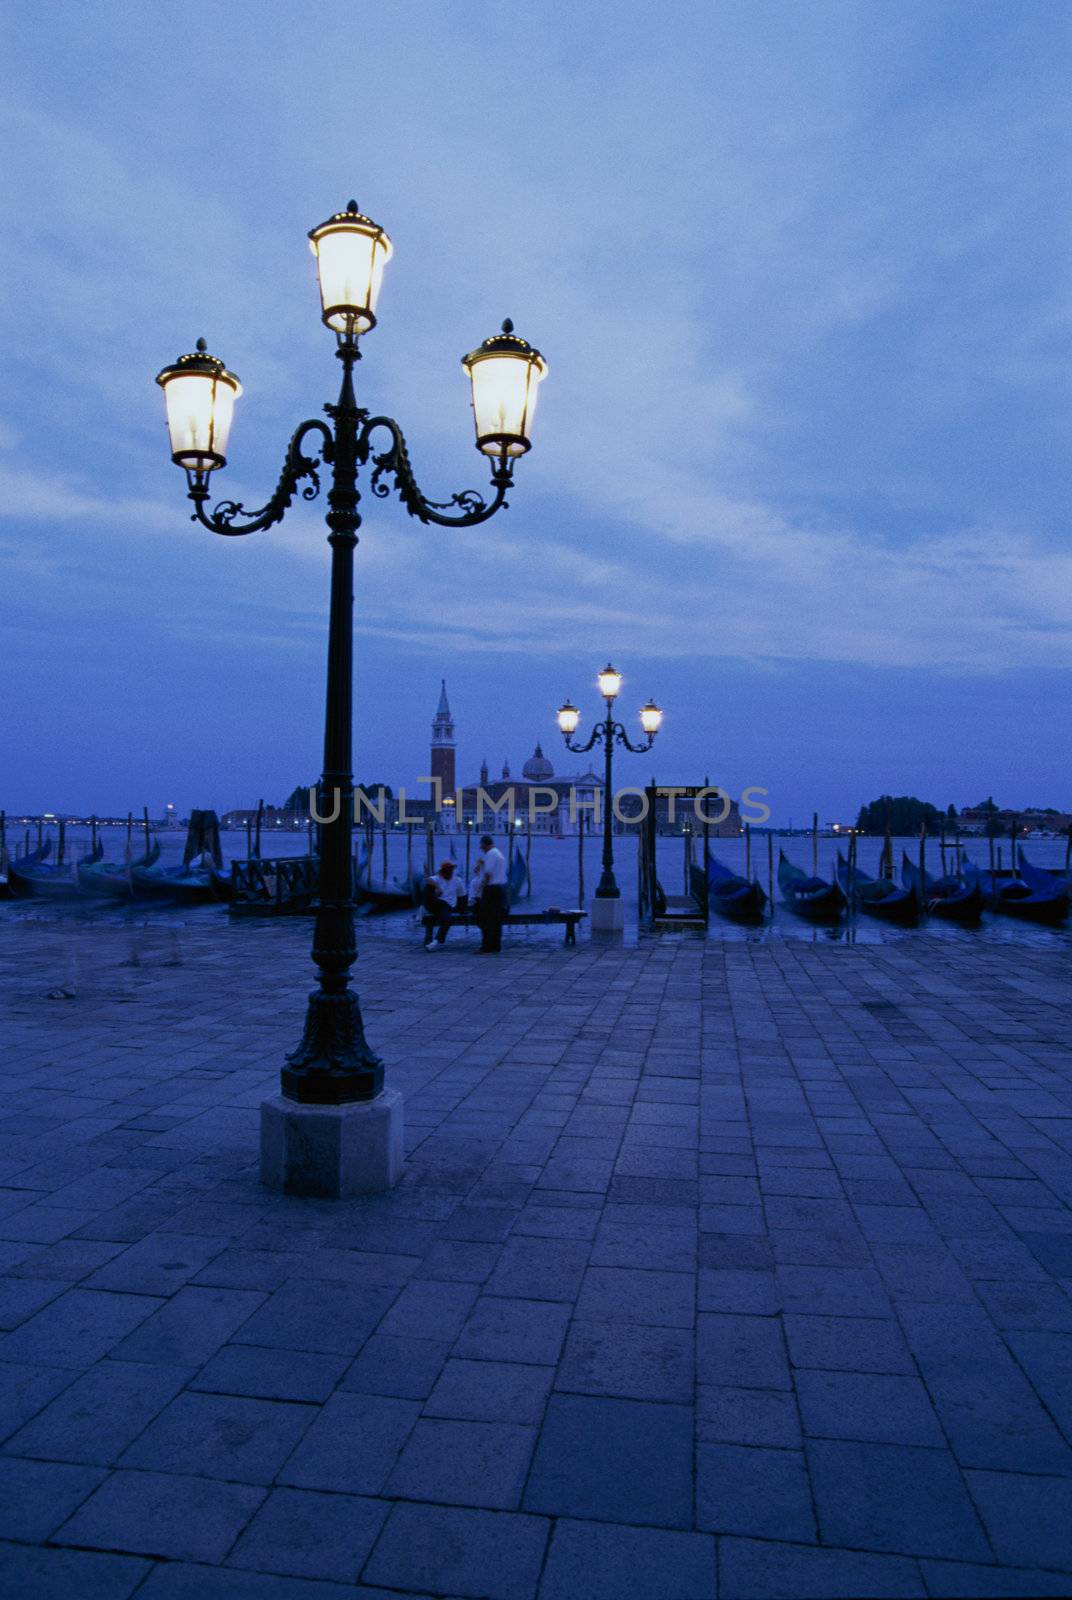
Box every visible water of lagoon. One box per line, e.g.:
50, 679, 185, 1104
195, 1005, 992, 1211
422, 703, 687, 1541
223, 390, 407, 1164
3, 824, 1070, 949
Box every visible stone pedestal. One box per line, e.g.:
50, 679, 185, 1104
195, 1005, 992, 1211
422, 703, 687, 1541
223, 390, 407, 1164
260, 1089, 403, 1197
589, 895, 625, 932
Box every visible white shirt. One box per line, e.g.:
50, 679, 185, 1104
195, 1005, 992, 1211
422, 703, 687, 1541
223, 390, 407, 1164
431, 872, 462, 907
481, 846, 507, 887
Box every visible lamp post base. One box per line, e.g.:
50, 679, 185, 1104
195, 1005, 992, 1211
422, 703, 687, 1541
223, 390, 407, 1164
260, 1089, 403, 1197
589, 896, 625, 932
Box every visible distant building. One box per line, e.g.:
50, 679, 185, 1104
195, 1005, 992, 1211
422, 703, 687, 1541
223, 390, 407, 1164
457, 743, 603, 835
958, 805, 1072, 837
220, 805, 307, 832
430, 679, 456, 799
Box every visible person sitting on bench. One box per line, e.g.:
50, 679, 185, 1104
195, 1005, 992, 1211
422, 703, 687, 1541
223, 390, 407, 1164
422, 859, 461, 949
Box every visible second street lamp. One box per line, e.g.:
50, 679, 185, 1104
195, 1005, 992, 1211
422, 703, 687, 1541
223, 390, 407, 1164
557, 665, 662, 931
156, 199, 546, 1194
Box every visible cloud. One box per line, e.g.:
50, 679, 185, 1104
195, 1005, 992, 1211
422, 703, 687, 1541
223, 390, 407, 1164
0, 1, 1068, 692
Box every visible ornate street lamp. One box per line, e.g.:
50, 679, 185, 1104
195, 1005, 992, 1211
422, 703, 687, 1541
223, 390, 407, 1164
156, 200, 545, 1177
557, 665, 662, 920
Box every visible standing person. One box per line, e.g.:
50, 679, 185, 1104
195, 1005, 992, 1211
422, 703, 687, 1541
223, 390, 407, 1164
423, 860, 460, 949
477, 833, 507, 953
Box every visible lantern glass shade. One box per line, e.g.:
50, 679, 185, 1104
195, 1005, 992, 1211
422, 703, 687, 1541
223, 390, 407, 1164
463, 321, 547, 457
557, 701, 580, 736
308, 203, 393, 336
156, 343, 241, 474
597, 664, 623, 701
640, 700, 663, 736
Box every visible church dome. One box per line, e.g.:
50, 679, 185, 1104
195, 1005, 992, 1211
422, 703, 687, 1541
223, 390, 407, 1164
522, 742, 554, 782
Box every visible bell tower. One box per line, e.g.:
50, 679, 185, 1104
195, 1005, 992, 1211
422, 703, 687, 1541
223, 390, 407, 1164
431, 679, 456, 796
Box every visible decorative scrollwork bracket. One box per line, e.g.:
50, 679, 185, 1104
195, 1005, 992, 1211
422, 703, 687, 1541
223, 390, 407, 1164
188, 418, 334, 536
565, 721, 655, 758
357, 414, 513, 528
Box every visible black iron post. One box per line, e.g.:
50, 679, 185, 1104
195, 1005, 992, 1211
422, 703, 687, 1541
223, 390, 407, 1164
282, 346, 379, 1102
598, 700, 618, 897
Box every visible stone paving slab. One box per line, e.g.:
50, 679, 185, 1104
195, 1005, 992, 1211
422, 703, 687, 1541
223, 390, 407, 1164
0, 916, 1071, 1596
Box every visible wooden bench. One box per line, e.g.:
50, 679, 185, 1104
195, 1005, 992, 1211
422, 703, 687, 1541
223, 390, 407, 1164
422, 909, 587, 946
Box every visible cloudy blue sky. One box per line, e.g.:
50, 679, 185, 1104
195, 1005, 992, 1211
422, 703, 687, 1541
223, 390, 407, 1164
1, 0, 1068, 823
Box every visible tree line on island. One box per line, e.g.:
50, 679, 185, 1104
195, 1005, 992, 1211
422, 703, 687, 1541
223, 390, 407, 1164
855, 795, 1066, 838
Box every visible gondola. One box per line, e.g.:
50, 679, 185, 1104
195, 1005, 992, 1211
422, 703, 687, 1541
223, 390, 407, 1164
703, 852, 767, 922
355, 877, 420, 912
354, 844, 421, 914
962, 856, 1068, 924
8, 838, 102, 898
1015, 850, 1072, 897
508, 849, 528, 905
210, 863, 237, 903
77, 839, 160, 899
836, 851, 919, 925
901, 853, 983, 924
130, 854, 216, 905
1, 840, 50, 900
778, 849, 845, 922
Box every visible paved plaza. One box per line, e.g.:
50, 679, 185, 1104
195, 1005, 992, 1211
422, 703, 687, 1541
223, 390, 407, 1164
0, 915, 1070, 1598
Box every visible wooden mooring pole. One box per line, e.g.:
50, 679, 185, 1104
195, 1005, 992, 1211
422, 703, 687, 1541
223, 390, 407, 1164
768, 831, 775, 915
525, 807, 532, 898
578, 810, 585, 905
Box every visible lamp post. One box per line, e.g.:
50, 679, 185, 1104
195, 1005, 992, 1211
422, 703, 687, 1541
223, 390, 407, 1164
156, 201, 545, 1188
557, 666, 661, 929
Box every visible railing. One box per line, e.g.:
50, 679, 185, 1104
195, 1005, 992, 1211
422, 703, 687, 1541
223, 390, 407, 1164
231, 854, 320, 909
